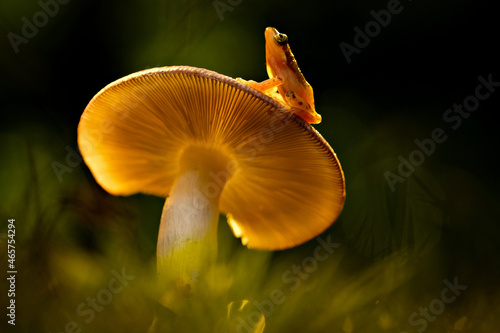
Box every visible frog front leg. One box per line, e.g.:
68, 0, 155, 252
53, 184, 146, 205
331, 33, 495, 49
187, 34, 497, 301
236, 76, 282, 93
236, 76, 286, 106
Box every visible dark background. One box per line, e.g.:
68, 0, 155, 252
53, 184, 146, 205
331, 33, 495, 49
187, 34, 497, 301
1, 0, 499, 332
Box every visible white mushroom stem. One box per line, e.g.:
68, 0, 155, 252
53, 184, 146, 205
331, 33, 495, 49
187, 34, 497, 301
156, 169, 223, 307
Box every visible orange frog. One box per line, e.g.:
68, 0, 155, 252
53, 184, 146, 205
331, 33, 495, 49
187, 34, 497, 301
238, 27, 322, 124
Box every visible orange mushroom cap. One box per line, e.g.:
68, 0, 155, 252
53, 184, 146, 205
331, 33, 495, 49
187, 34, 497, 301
78, 66, 345, 250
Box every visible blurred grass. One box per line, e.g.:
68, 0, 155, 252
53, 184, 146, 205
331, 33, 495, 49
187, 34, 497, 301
1, 0, 500, 331
0, 126, 499, 332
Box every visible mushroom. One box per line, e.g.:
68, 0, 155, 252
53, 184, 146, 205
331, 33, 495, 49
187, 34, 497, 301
77, 66, 345, 310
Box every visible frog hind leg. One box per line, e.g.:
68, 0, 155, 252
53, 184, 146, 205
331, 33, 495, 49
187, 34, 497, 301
284, 90, 311, 111
284, 90, 322, 124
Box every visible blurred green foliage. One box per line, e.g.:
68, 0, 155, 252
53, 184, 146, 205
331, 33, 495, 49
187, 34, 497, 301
1, 0, 499, 332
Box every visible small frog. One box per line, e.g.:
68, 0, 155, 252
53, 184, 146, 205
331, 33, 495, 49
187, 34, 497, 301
238, 27, 321, 124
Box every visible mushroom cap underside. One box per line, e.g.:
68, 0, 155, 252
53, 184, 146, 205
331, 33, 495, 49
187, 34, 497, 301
78, 66, 345, 250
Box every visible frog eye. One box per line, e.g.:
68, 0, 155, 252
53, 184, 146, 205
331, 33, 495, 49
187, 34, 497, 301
274, 33, 288, 45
